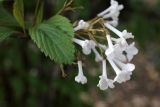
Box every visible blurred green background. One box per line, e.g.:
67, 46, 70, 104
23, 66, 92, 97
0, 0, 160, 107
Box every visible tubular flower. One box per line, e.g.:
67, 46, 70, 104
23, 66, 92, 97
125, 42, 139, 61
75, 61, 87, 84
98, 0, 124, 27
73, 0, 138, 90
97, 60, 115, 90
73, 38, 103, 61
105, 35, 126, 62
105, 23, 138, 59
74, 20, 89, 31
72, 38, 92, 55
107, 58, 132, 83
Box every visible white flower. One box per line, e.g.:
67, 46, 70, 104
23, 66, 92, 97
97, 60, 115, 90
105, 23, 134, 50
105, 35, 127, 62
98, 0, 123, 27
72, 38, 92, 55
113, 44, 127, 62
113, 42, 138, 62
125, 42, 138, 61
84, 40, 103, 62
72, 38, 103, 61
104, 24, 138, 61
98, 0, 123, 18
105, 35, 134, 83
105, 23, 134, 39
107, 58, 132, 83
105, 35, 114, 57
105, 23, 138, 55
104, 23, 132, 46
113, 58, 135, 72
74, 20, 89, 31
75, 61, 87, 84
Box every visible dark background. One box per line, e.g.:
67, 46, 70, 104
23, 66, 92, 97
0, 0, 160, 107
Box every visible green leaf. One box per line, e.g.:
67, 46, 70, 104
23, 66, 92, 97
47, 15, 74, 38
0, 27, 16, 42
13, 0, 25, 30
29, 15, 75, 64
0, 4, 18, 26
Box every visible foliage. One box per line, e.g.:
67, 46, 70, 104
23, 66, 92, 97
29, 15, 75, 64
0, 0, 160, 107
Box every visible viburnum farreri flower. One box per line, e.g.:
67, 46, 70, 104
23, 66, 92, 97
97, 60, 115, 90
73, 0, 138, 90
98, 0, 124, 27
75, 61, 87, 84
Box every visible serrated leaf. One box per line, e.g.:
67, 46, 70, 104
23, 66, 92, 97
0, 27, 16, 42
47, 15, 74, 38
13, 0, 25, 30
29, 15, 75, 64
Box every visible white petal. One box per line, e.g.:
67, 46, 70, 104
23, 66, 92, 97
74, 20, 89, 31
114, 74, 124, 83
122, 63, 135, 72
122, 30, 134, 39
113, 58, 135, 72
82, 48, 91, 55
81, 40, 92, 55
97, 76, 109, 90
107, 79, 115, 88
75, 61, 87, 84
126, 42, 138, 55
75, 75, 87, 84
127, 54, 134, 62
105, 48, 114, 58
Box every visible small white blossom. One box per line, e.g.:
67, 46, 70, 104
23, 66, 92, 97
85, 40, 103, 62
113, 41, 138, 61
113, 44, 127, 62
72, 38, 92, 55
75, 61, 87, 84
74, 20, 89, 31
105, 23, 138, 59
98, 0, 123, 27
98, 0, 123, 18
105, 35, 127, 62
105, 23, 133, 39
97, 60, 115, 90
73, 38, 103, 61
105, 35, 133, 83
125, 42, 138, 61
113, 58, 135, 72
105, 23, 134, 49
107, 58, 131, 83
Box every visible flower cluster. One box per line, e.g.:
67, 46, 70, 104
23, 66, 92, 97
73, 0, 138, 90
